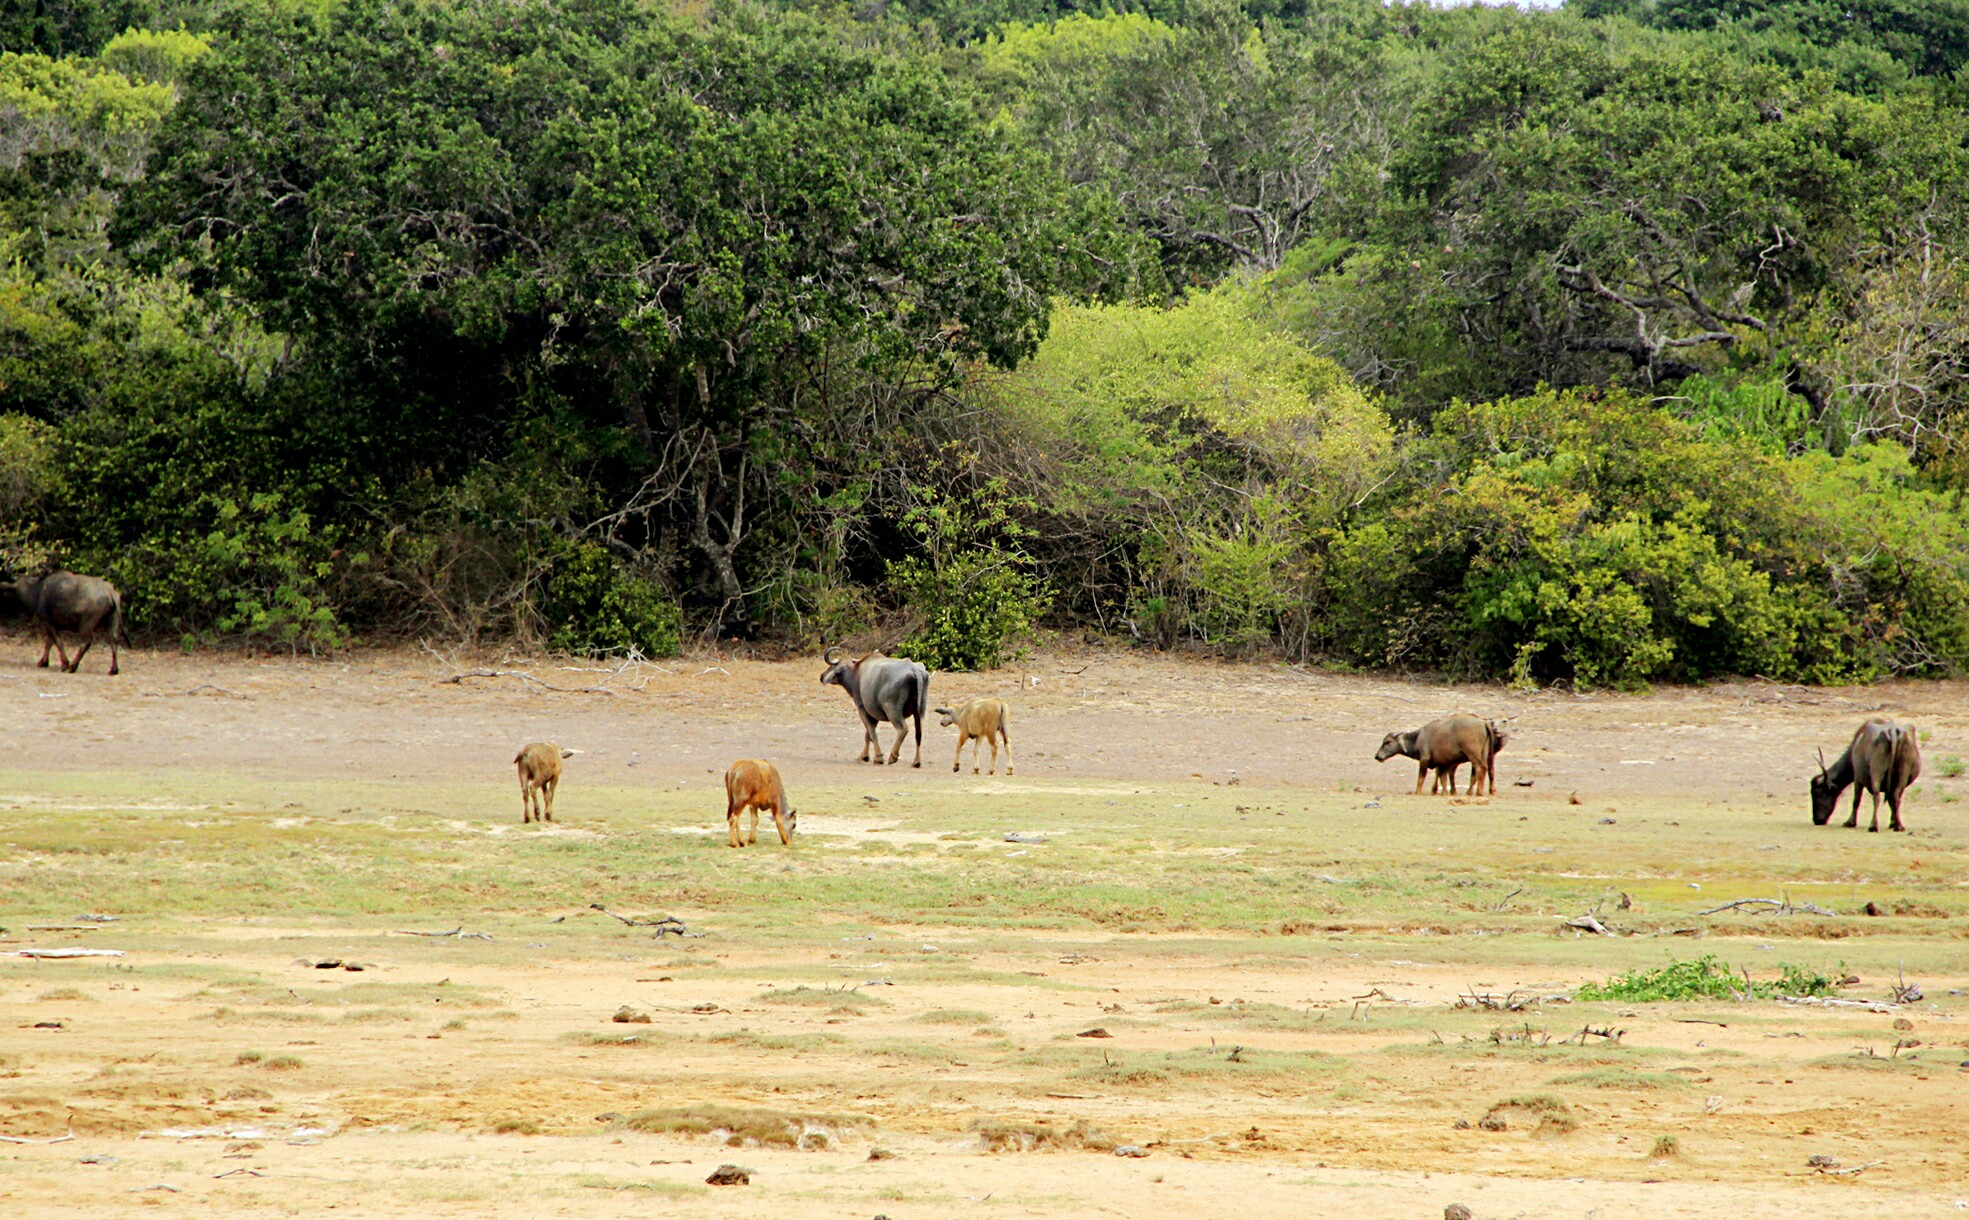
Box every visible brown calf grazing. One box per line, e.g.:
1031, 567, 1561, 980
1812, 718, 1920, 833
1375, 714, 1505, 796
936, 698, 1012, 775
514, 743, 574, 823
10, 571, 125, 675
724, 759, 796, 847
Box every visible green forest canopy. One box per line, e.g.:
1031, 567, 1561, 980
4, 0, 1969, 685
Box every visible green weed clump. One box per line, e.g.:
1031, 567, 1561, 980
1575, 956, 1836, 1001
614, 1106, 865, 1149
972, 1118, 1117, 1153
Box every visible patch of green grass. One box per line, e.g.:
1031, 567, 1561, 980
1548, 1068, 1688, 1091
701, 1030, 845, 1052
912, 1009, 994, 1025
612, 1105, 866, 1149
1035, 1044, 1345, 1090
574, 1175, 706, 1197
756, 986, 886, 1009
1151, 998, 1326, 1031
1575, 956, 1836, 1001
490, 1118, 538, 1135
260, 1055, 305, 1071
35, 987, 92, 1002
566, 1032, 652, 1047
1936, 756, 1965, 778
233, 1051, 263, 1065
1649, 1134, 1681, 1159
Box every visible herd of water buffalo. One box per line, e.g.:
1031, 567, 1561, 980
6, 569, 1926, 842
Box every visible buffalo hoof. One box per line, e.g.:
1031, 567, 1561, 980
108, 666, 119, 676
36, 658, 48, 668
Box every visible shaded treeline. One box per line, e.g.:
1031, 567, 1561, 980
4, 0, 1969, 684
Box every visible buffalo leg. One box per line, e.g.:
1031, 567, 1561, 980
952, 733, 967, 773
1415, 762, 1429, 795
1844, 785, 1863, 829
1867, 790, 1882, 833
543, 776, 557, 822
1000, 727, 1013, 776
107, 632, 118, 676
726, 799, 742, 847
1888, 789, 1907, 833
746, 806, 759, 845
68, 636, 94, 673
520, 776, 532, 823
36, 631, 53, 668
984, 733, 996, 775
911, 713, 922, 769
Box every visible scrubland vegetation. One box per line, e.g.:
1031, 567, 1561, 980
8, 0, 1969, 685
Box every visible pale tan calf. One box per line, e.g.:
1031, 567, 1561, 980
514, 742, 574, 823
935, 698, 1012, 775
724, 759, 796, 847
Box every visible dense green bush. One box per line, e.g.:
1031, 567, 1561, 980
1315, 389, 1969, 685
888, 549, 1049, 671
540, 539, 683, 660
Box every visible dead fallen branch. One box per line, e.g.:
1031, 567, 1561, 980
1697, 896, 1837, 917
590, 904, 699, 937
435, 669, 616, 696
1561, 913, 1613, 935
392, 927, 492, 941
1777, 996, 1894, 1013
17, 948, 125, 958
0, 1129, 73, 1145
1816, 1160, 1884, 1177
183, 684, 251, 699
25, 924, 101, 932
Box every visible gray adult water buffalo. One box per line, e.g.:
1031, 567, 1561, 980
1375, 714, 1506, 796
10, 571, 125, 675
820, 646, 929, 767
1812, 717, 1920, 833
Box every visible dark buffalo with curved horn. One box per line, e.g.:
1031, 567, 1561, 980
820, 646, 930, 767
8, 571, 126, 675
1811, 718, 1920, 833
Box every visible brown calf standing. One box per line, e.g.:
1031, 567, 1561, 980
515, 742, 574, 823
1375, 714, 1505, 796
936, 698, 1012, 775
724, 759, 796, 847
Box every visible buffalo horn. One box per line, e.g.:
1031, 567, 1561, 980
1816, 747, 1827, 777
823, 645, 841, 664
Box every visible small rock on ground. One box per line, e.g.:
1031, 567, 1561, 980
706, 1164, 750, 1186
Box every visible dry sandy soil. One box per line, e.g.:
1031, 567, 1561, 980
1, 638, 1966, 1218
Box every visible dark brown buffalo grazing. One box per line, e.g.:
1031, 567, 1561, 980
11, 571, 125, 675
1812, 718, 1920, 833
724, 759, 796, 847
936, 697, 1012, 775
1375, 714, 1506, 796
515, 742, 574, 823
820, 646, 930, 767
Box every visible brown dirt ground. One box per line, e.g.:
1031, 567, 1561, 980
2, 638, 1967, 1217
